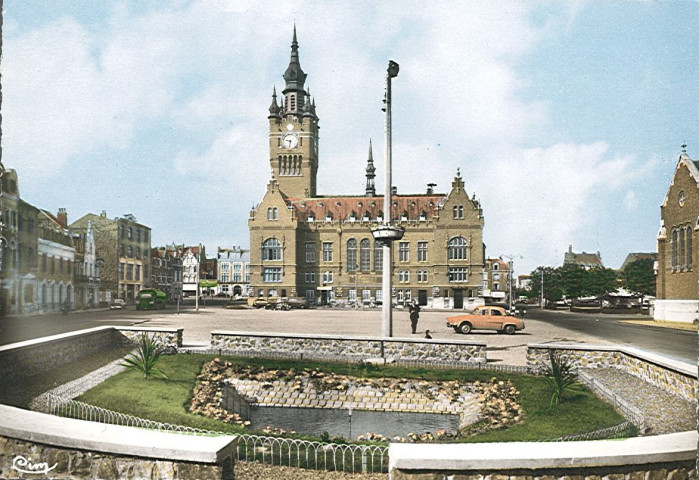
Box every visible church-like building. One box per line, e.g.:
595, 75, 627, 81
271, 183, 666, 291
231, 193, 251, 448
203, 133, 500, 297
248, 29, 486, 309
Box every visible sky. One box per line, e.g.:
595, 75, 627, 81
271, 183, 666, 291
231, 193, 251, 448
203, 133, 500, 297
2, 1, 698, 277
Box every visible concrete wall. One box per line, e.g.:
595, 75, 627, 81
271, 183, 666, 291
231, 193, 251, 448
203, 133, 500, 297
0, 326, 183, 382
0, 405, 237, 480
526, 343, 698, 402
653, 298, 699, 323
210, 331, 487, 364
389, 431, 697, 479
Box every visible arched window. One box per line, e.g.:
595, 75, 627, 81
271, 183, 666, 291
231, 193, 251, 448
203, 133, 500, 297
262, 238, 282, 261
347, 239, 357, 272
671, 228, 678, 268
360, 239, 371, 272
687, 226, 693, 269
679, 228, 686, 267
448, 236, 468, 260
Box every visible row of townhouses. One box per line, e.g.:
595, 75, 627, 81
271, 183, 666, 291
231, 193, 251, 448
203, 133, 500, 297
0, 163, 250, 315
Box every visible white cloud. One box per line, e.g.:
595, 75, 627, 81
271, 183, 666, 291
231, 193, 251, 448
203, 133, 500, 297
624, 190, 639, 210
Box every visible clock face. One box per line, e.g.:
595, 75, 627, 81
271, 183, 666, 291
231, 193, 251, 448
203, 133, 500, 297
282, 133, 298, 149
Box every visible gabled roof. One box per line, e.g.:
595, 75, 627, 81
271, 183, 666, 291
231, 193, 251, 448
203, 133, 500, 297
662, 151, 699, 208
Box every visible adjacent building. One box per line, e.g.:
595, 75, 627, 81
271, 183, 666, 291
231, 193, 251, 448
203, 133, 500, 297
248, 30, 486, 308
482, 258, 510, 303
70, 219, 102, 309
151, 245, 183, 303
0, 166, 79, 315
217, 247, 250, 297
180, 245, 205, 297
655, 147, 698, 323
70, 212, 151, 305
564, 245, 603, 269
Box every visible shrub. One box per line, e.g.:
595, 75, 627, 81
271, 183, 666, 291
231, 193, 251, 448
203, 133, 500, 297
543, 351, 582, 408
121, 334, 168, 379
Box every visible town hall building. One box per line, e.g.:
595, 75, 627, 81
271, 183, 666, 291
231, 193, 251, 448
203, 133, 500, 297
248, 29, 486, 309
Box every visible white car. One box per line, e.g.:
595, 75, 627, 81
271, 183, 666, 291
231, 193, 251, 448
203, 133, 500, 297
109, 299, 126, 309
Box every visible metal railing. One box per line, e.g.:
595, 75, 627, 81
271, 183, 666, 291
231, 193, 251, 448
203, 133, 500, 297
547, 420, 638, 442
43, 393, 389, 474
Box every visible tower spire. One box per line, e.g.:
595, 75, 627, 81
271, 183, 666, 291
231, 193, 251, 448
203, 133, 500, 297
268, 86, 281, 118
283, 25, 307, 114
365, 139, 376, 196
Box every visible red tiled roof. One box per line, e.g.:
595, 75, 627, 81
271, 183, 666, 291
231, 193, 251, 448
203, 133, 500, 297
286, 194, 445, 221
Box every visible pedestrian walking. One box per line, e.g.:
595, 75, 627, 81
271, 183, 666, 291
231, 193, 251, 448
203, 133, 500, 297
408, 301, 421, 334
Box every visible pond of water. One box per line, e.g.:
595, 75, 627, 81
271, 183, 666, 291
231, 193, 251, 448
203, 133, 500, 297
247, 406, 460, 439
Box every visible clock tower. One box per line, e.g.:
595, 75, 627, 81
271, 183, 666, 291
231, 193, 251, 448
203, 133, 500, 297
268, 27, 319, 199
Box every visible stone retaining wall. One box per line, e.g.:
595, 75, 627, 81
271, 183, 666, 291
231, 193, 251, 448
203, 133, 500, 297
116, 326, 184, 352
0, 405, 236, 480
224, 378, 480, 427
526, 343, 698, 401
210, 331, 487, 364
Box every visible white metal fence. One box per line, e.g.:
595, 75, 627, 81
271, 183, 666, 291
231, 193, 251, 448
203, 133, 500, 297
43, 393, 389, 474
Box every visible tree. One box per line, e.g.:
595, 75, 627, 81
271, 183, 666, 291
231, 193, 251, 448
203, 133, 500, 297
560, 264, 587, 299
530, 266, 563, 302
620, 258, 656, 296
584, 267, 618, 297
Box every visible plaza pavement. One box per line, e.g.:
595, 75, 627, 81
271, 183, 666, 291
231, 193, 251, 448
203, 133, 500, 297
135, 306, 616, 366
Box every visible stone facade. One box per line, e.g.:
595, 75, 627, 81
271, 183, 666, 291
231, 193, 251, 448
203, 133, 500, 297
210, 332, 487, 364
249, 30, 486, 309
526, 344, 697, 402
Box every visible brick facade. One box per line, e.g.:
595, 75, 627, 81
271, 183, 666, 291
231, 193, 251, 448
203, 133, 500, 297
249, 30, 486, 308
656, 150, 699, 300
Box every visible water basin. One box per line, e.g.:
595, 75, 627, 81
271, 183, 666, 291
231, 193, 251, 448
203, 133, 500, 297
247, 405, 460, 439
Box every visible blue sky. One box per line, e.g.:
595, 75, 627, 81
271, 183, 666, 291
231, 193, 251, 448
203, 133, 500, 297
3, 1, 697, 276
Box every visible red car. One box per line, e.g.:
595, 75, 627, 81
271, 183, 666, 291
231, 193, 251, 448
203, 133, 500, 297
446, 306, 524, 335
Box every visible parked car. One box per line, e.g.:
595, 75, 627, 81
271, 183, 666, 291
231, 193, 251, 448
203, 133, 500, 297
446, 306, 524, 335
109, 299, 126, 310
287, 297, 309, 309
252, 297, 270, 308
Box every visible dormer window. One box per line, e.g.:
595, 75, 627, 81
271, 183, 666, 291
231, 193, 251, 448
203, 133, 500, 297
419, 211, 427, 221
362, 212, 370, 222
400, 211, 408, 221
325, 213, 333, 222
308, 213, 315, 222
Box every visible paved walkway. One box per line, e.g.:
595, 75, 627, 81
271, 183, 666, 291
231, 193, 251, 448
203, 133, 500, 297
138, 307, 618, 366
586, 368, 697, 435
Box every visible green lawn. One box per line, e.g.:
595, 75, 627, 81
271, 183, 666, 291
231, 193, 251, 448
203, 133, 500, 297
77, 354, 629, 442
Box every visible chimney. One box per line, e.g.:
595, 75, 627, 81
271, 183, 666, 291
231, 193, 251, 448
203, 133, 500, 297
427, 183, 436, 195
57, 208, 68, 228
391, 186, 397, 195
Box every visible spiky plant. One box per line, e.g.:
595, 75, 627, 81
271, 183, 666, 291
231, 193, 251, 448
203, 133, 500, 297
543, 350, 582, 408
121, 333, 168, 379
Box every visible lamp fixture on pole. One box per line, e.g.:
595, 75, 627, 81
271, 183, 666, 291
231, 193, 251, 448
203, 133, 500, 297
372, 60, 403, 338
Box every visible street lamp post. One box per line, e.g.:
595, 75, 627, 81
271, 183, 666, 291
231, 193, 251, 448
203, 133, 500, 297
372, 60, 403, 338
